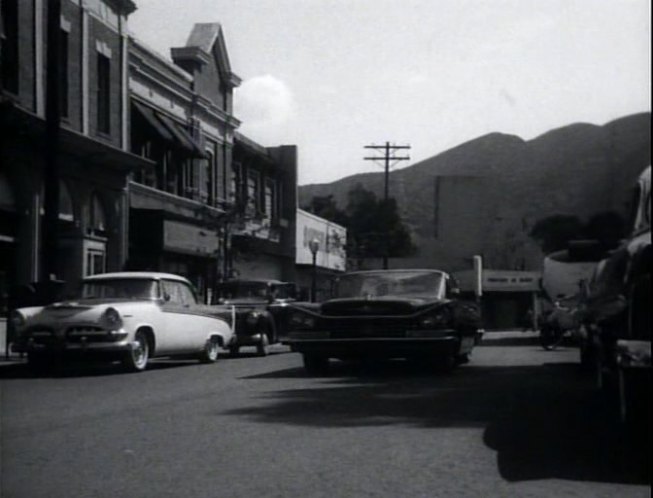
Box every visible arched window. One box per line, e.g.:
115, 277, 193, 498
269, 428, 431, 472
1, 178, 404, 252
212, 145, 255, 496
38, 180, 76, 222
90, 193, 107, 233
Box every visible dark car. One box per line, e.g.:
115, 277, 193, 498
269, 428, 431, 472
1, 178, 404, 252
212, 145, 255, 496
213, 279, 298, 356
581, 166, 650, 424
283, 269, 482, 374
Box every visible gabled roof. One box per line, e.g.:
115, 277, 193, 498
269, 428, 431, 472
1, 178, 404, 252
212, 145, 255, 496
171, 23, 241, 88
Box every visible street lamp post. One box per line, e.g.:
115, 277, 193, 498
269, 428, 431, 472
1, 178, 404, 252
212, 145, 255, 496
309, 238, 320, 302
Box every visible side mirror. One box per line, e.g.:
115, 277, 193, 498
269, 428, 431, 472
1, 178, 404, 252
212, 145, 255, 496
163, 292, 171, 302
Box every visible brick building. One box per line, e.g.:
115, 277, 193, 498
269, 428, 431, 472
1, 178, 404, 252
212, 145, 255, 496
1, 4, 300, 315
0, 0, 151, 309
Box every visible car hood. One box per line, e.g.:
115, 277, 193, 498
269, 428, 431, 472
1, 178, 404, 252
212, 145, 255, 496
219, 298, 268, 307
24, 299, 156, 324
319, 296, 444, 316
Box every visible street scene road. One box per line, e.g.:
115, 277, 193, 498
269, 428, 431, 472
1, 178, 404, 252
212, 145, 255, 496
0, 332, 649, 498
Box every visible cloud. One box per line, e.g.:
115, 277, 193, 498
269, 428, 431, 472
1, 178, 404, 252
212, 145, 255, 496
234, 75, 295, 132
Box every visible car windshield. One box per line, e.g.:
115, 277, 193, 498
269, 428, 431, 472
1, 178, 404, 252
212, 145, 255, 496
335, 271, 445, 299
80, 279, 159, 300
215, 282, 269, 300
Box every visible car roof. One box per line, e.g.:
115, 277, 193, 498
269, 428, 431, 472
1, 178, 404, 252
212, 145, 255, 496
83, 272, 191, 283
340, 269, 448, 277
218, 279, 290, 285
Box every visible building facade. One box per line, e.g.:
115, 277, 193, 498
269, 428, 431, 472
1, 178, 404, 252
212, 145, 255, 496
229, 132, 298, 283
0, 0, 151, 310
127, 24, 298, 301
1, 6, 300, 318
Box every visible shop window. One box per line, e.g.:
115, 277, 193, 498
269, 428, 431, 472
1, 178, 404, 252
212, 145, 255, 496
85, 248, 106, 276
96, 52, 111, 134
0, 0, 18, 94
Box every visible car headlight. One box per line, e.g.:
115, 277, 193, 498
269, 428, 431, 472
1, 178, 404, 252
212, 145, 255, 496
288, 311, 316, 330
246, 311, 261, 327
415, 308, 450, 329
9, 310, 25, 329
101, 307, 123, 330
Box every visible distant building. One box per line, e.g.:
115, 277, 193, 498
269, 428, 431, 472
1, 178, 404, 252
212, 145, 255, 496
296, 209, 347, 301
230, 133, 298, 282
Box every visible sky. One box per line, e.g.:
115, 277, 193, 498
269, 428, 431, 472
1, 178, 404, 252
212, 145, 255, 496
128, 0, 651, 186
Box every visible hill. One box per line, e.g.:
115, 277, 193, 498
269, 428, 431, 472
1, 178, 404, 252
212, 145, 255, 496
299, 112, 651, 271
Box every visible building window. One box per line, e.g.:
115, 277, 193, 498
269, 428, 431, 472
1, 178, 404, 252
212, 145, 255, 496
205, 151, 215, 205
58, 180, 75, 223
0, 0, 19, 93
264, 179, 277, 221
90, 194, 107, 234
183, 159, 195, 199
230, 162, 242, 207
97, 53, 111, 134
59, 29, 69, 118
246, 170, 261, 216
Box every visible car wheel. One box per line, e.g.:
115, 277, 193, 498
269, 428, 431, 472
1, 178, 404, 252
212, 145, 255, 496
199, 338, 220, 363
436, 351, 456, 373
123, 331, 149, 372
256, 329, 270, 357
27, 353, 52, 373
303, 353, 329, 375
455, 353, 470, 365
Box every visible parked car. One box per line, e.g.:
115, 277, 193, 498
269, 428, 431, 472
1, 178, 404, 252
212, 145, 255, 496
581, 165, 650, 423
213, 279, 298, 356
283, 269, 482, 374
10, 272, 234, 372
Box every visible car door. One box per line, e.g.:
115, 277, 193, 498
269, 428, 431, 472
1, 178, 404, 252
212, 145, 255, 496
159, 279, 202, 353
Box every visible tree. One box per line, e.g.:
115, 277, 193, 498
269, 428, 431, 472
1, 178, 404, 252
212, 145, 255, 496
583, 211, 627, 249
304, 184, 415, 268
303, 194, 348, 226
529, 211, 628, 255
529, 214, 583, 254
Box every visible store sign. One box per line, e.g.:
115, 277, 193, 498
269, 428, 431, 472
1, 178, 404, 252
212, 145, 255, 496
482, 270, 541, 292
296, 210, 347, 270
163, 220, 219, 256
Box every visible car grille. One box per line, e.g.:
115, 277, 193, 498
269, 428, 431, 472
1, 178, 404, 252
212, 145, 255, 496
66, 326, 114, 343
26, 327, 56, 345
325, 317, 409, 338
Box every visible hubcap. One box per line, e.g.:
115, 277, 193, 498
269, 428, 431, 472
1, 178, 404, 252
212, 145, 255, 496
133, 336, 148, 366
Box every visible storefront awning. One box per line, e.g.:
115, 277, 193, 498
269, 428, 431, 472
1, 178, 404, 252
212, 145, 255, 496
156, 112, 207, 159
132, 101, 207, 159
132, 100, 174, 143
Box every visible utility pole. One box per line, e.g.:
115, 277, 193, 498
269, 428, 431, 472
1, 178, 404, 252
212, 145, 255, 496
42, 0, 62, 287
363, 141, 411, 269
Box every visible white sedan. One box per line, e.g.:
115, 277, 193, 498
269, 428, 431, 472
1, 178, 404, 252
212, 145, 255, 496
11, 272, 234, 372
